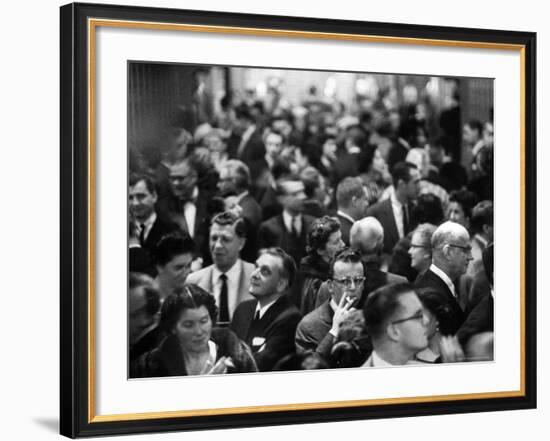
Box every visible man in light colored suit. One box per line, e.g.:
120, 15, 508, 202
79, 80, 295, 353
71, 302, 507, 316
186, 211, 254, 324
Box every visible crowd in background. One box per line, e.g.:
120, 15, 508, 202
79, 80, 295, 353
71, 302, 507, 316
128, 79, 494, 377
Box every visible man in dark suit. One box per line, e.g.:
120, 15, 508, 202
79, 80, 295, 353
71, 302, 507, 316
415, 221, 473, 334
230, 247, 302, 371
156, 158, 212, 261
129, 173, 179, 258
349, 217, 407, 295
335, 177, 369, 246
258, 177, 314, 270
233, 103, 265, 167
218, 160, 263, 263
366, 161, 421, 254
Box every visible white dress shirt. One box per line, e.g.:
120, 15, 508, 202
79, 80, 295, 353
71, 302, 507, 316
336, 210, 356, 226
254, 297, 278, 320
211, 259, 242, 319
390, 189, 407, 239
183, 186, 199, 238
135, 212, 157, 242
282, 210, 302, 236
429, 263, 457, 297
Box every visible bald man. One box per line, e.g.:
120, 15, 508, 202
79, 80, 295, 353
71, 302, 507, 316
414, 221, 472, 334
349, 217, 407, 296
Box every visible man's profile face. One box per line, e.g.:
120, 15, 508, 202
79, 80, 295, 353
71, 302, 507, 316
446, 232, 473, 278
169, 161, 197, 200
249, 253, 284, 298
217, 168, 237, 197
331, 260, 364, 306
129, 180, 157, 221
405, 168, 421, 201
462, 124, 479, 145
209, 222, 245, 270
129, 286, 156, 344
391, 291, 429, 351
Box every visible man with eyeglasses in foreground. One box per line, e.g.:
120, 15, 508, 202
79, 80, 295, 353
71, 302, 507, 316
414, 221, 472, 335
295, 248, 365, 361
362, 283, 430, 366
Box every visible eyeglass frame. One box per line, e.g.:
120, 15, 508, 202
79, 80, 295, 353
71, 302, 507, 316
446, 243, 473, 254
390, 310, 428, 325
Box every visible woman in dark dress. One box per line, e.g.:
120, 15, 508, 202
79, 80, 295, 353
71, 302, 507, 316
132, 284, 257, 377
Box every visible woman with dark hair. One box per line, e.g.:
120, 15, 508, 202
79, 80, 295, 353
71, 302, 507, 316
132, 284, 257, 377
414, 287, 464, 363
358, 144, 391, 204
446, 189, 478, 230
300, 216, 345, 315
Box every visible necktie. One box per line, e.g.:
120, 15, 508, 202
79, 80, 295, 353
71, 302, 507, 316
219, 274, 229, 323
402, 205, 410, 235
138, 223, 146, 246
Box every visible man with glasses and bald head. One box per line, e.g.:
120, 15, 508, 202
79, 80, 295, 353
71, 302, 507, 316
363, 283, 430, 366
414, 221, 472, 334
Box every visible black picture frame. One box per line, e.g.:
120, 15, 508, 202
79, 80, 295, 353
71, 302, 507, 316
60, 2, 537, 438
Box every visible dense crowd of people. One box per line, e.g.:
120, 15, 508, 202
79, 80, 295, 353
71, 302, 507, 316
128, 84, 494, 377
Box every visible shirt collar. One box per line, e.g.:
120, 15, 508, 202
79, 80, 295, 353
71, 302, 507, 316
255, 297, 278, 319
234, 190, 249, 204
336, 210, 356, 225
371, 350, 394, 367
429, 263, 456, 296
212, 259, 241, 282
282, 210, 301, 232
474, 234, 489, 248
390, 187, 404, 209
135, 211, 156, 228
242, 124, 256, 141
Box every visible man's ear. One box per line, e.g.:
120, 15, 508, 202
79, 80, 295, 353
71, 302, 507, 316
276, 277, 288, 293
238, 236, 246, 251
386, 322, 400, 342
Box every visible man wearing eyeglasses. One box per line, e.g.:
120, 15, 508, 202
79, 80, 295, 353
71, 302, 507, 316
295, 248, 365, 360
363, 283, 429, 366
414, 221, 472, 334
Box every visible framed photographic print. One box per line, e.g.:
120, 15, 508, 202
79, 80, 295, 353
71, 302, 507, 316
60, 2, 537, 438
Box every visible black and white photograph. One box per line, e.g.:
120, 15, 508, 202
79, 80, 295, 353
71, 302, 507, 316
127, 63, 495, 378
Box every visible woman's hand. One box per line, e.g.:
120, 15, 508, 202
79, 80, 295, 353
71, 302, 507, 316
207, 356, 235, 375
438, 336, 465, 363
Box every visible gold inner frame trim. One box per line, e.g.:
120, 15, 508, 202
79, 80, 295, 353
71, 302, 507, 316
87, 17, 527, 424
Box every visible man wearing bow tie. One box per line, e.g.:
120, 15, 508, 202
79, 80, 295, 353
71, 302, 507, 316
156, 158, 211, 261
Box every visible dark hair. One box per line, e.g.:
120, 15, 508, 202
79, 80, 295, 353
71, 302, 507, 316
336, 177, 364, 208
465, 119, 483, 136
259, 247, 297, 289
211, 211, 247, 238
300, 166, 322, 198
159, 284, 218, 332
129, 173, 157, 195
391, 161, 417, 187
345, 125, 368, 148
449, 189, 478, 220
234, 103, 254, 122
416, 287, 461, 335
129, 272, 160, 316
470, 200, 494, 234
357, 144, 378, 174
412, 193, 444, 225
363, 282, 416, 339
330, 247, 363, 278
483, 243, 494, 286
152, 232, 195, 267
307, 216, 341, 255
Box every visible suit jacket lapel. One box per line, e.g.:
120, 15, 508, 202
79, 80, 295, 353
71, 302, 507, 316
383, 199, 399, 244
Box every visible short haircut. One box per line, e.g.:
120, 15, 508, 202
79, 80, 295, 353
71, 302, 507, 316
391, 161, 417, 187
345, 125, 368, 148
234, 103, 254, 122
470, 200, 494, 234
411, 223, 437, 249
330, 248, 364, 278
210, 211, 247, 238
431, 221, 469, 251
363, 282, 416, 339
416, 287, 461, 335
170, 157, 198, 175
159, 283, 218, 332
349, 217, 384, 255
300, 166, 322, 198
307, 216, 341, 254
129, 272, 160, 316
259, 247, 297, 289
336, 177, 364, 208
449, 189, 478, 220
129, 173, 157, 195
152, 232, 195, 267
412, 193, 444, 225
221, 159, 251, 190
